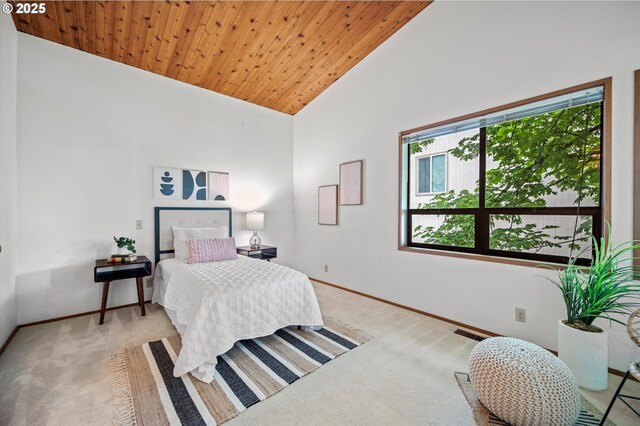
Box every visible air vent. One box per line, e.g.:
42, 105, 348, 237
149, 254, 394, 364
454, 329, 486, 342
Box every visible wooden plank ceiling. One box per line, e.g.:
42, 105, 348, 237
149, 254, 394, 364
11, 1, 431, 115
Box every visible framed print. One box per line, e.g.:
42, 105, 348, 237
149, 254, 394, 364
339, 160, 363, 205
182, 169, 207, 200
209, 171, 230, 201
318, 185, 338, 225
153, 167, 183, 199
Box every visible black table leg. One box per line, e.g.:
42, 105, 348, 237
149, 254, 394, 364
600, 370, 630, 425
136, 277, 146, 317
100, 281, 110, 325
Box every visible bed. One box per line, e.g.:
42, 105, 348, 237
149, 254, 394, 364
151, 207, 324, 383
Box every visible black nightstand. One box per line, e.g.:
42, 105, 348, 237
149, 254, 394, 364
94, 256, 152, 324
237, 245, 277, 262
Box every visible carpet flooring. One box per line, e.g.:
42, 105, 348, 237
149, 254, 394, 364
1, 281, 639, 425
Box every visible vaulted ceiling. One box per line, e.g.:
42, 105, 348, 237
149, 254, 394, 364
11, 1, 431, 114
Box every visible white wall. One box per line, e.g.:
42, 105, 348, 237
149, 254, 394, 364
293, 1, 640, 371
0, 8, 18, 345
16, 34, 294, 324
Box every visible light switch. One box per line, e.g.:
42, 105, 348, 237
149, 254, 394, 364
136, 220, 143, 230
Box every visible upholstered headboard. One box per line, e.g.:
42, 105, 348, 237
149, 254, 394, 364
154, 207, 232, 264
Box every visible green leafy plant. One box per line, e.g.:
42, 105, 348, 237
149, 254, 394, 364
113, 236, 136, 254
544, 226, 640, 332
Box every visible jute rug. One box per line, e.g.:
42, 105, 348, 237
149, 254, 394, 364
110, 319, 370, 425
455, 372, 615, 426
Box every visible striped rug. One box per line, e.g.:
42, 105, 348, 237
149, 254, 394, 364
110, 319, 370, 425
454, 372, 615, 426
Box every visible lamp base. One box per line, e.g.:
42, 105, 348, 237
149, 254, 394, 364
249, 230, 262, 249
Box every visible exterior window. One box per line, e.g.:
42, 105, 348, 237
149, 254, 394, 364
399, 81, 610, 266
417, 153, 446, 194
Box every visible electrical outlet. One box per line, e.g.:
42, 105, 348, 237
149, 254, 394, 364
145, 278, 153, 288
136, 220, 143, 230
515, 307, 526, 323
324, 264, 329, 273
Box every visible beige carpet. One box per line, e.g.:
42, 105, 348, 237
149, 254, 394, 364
455, 372, 615, 426
2, 282, 640, 425
111, 320, 370, 425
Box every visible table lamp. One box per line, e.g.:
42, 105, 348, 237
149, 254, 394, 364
246, 211, 264, 249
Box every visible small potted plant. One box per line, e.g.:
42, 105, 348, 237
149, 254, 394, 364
544, 227, 640, 390
113, 236, 137, 255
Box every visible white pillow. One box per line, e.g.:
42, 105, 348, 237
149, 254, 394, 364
172, 226, 229, 260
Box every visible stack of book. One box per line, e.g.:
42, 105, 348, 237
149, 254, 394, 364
107, 254, 138, 263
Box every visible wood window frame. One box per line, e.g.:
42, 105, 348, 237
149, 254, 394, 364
398, 78, 612, 268
634, 70, 640, 265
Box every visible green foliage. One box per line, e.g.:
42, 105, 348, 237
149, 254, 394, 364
491, 222, 563, 252
419, 189, 478, 209
114, 236, 136, 254
414, 214, 475, 248
412, 103, 601, 254
410, 138, 434, 155
544, 226, 640, 330
484, 105, 600, 208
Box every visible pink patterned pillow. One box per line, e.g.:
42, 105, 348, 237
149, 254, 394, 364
187, 237, 238, 264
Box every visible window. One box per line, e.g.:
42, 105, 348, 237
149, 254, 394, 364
399, 80, 611, 266
416, 153, 447, 195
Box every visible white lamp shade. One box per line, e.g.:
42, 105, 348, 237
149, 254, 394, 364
246, 211, 264, 230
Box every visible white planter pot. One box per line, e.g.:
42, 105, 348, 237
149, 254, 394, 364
557, 320, 608, 391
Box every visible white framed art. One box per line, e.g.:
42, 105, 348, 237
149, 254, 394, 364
318, 185, 338, 225
182, 169, 207, 200
339, 160, 363, 205
153, 167, 183, 199
209, 171, 230, 201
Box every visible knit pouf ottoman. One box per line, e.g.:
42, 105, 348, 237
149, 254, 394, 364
468, 337, 580, 426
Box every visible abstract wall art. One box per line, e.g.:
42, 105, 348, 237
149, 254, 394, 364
318, 185, 338, 225
153, 167, 183, 199
339, 160, 363, 205
209, 171, 230, 201
183, 169, 207, 200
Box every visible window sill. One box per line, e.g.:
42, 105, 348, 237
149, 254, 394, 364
397, 245, 566, 270
415, 191, 447, 197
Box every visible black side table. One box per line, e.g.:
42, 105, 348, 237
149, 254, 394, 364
94, 256, 152, 324
236, 245, 277, 261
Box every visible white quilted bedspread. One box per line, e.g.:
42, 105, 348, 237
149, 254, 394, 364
159, 256, 324, 382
